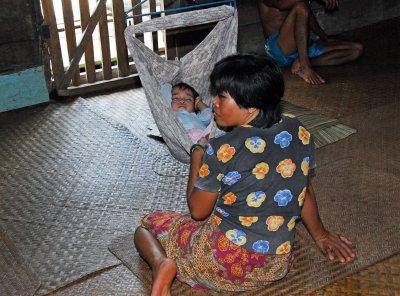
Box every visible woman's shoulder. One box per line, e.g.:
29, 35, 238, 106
208, 117, 308, 145
280, 114, 305, 127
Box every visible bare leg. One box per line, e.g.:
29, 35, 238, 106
134, 226, 177, 296
291, 38, 363, 84
275, 2, 326, 85
310, 40, 364, 66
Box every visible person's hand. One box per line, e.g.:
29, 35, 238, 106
195, 96, 209, 112
194, 96, 202, 111
190, 137, 208, 159
323, 0, 338, 11
315, 230, 355, 263
197, 136, 208, 147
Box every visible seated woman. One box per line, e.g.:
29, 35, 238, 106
136, 53, 355, 296
161, 82, 213, 143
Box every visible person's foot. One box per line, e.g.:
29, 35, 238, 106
151, 258, 177, 296
291, 60, 326, 85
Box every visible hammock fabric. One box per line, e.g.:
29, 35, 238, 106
125, 5, 238, 163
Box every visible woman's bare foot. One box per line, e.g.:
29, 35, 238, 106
291, 59, 326, 85
151, 258, 177, 296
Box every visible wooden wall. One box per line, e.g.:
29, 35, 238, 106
0, 0, 49, 112
0, 0, 44, 72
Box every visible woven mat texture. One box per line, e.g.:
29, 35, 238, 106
308, 255, 400, 296
0, 225, 40, 296
46, 265, 148, 296
0, 92, 357, 295
109, 156, 400, 295
44, 17, 400, 295
283, 17, 400, 119
0, 98, 188, 295
2, 16, 399, 295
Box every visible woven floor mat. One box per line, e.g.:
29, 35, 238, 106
282, 101, 356, 148
83, 90, 190, 177
0, 98, 189, 295
283, 18, 400, 119
109, 157, 400, 296
47, 265, 148, 296
83, 89, 168, 153
312, 101, 400, 173
84, 88, 356, 153
0, 225, 40, 296
308, 254, 400, 296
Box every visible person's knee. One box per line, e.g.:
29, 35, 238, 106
351, 42, 364, 59
293, 1, 310, 17
134, 226, 145, 242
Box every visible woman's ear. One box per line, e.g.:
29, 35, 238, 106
248, 107, 258, 114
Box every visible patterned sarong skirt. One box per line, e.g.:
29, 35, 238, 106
141, 211, 292, 292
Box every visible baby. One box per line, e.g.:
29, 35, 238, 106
162, 82, 213, 143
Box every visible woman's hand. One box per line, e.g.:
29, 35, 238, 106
314, 230, 355, 263
301, 182, 356, 263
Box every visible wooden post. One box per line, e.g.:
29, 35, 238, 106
149, 0, 159, 53
98, 1, 112, 80
80, 0, 96, 83
61, 0, 80, 86
131, 0, 144, 44
41, 0, 65, 89
158, 0, 167, 57
112, 0, 130, 77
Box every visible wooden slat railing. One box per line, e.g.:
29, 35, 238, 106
149, 0, 159, 52
79, 0, 97, 83
131, 0, 144, 43
41, 0, 161, 96
41, 0, 65, 89
98, 1, 112, 80
59, 0, 106, 89
61, 0, 80, 86
112, 0, 130, 77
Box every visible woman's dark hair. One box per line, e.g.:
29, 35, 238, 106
210, 53, 284, 128
172, 82, 199, 100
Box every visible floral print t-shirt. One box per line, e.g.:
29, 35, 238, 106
194, 116, 315, 255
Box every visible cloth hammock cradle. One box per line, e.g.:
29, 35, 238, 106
124, 5, 238, 163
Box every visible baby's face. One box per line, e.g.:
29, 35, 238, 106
171, 87, 195, 113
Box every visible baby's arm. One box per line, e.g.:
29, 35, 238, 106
195, 97, 212, 126
301, 181, 355, 263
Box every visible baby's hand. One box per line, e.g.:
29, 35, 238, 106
194, 96, 202, 110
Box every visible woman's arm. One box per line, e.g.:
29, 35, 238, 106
187, 147, 218, 221
301, 181, 355, 262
